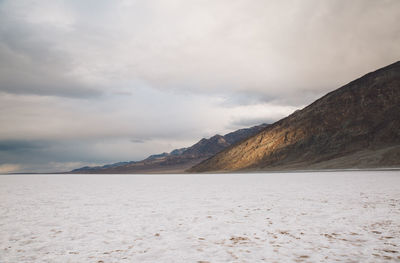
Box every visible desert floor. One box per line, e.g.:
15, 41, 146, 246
1, 171, 399, 262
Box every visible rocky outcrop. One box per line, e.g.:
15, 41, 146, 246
190, 61, 400, 172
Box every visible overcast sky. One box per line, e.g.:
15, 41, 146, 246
0, 0, 399, 173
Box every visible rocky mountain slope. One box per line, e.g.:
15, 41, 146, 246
71, 123, 268, 173
190, 61, 400, 172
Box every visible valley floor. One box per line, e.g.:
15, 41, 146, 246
1, 171, 399, 262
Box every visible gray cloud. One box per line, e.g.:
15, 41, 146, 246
0, 137, 196, 173
130, 138, 147, 144
0, 140, 47, 152
229, 118, 275, 129
1, 0, 399, 101
0, 2, 102, 98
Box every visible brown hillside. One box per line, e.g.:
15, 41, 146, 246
190, 61, 400, 172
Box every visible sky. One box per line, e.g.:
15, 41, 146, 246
0, 0, 399, 173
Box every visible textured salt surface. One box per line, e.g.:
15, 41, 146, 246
0, 171, 399, 262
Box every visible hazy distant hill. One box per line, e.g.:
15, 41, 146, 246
190, 61, 400, 172
71, 123, 268, 173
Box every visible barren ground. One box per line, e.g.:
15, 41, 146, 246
1, 171, 399, 262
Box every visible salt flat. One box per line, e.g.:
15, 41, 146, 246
0, 171, 399, 263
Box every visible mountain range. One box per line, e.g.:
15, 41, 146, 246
190, 61, 400, 172
71, 123, 268, 173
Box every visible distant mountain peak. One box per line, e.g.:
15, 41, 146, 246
71, 123, 268, 173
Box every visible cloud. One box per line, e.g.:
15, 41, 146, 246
0, 164, 21, 174
130, 138, 147, 144
0, 91, 227, 141
0, 140, 46, 152
1, 0, 399, 101
223, 102, 299, 129
0, 1, 101, 98
230, 117, 274, 128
